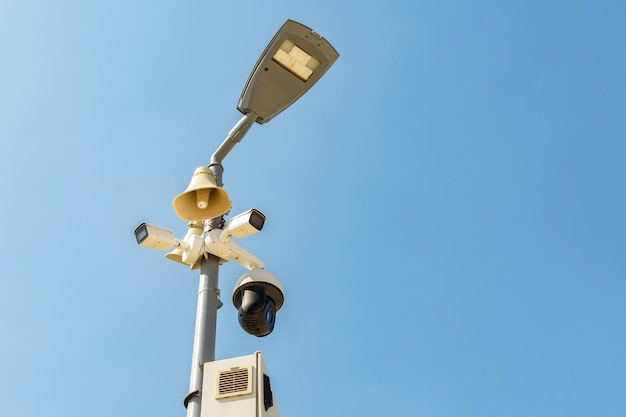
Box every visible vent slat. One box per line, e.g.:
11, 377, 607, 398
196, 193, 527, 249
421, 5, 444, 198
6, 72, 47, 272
215, 366, 253, 399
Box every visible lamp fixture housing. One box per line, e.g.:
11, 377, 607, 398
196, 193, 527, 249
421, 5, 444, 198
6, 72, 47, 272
238, 19, 339, 124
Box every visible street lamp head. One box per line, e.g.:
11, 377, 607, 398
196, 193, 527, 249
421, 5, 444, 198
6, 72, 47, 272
172, 166, 232, 221
238, 19, 339, 124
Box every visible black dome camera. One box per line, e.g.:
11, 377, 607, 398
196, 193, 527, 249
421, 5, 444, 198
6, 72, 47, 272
233, 269, 285, 337
237, 285, 276, 337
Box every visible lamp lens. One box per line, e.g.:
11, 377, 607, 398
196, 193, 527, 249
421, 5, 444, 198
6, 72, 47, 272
272, 40, 320, 81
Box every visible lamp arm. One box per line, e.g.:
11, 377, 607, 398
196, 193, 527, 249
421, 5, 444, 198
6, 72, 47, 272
209, 112, 258, 180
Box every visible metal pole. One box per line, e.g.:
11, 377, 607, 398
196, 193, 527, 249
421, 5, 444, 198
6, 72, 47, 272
185, 249, 221, 417
184, 113, 258, 417
211, 112, 257, 167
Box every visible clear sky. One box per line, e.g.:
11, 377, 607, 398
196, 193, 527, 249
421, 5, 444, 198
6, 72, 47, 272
1, 1, 625, 416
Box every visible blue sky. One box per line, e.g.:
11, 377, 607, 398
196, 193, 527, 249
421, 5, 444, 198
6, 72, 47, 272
1, 1, 625, 416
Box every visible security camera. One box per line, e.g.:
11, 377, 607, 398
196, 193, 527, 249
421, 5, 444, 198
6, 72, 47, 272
219, 209, 266, 242
134, 222, 189, 251
205, 229, 265, 270
165, 222, 204, 266
232, 269, 285, 337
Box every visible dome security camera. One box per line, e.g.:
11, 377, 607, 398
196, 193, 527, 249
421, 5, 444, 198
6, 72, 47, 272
232, 269, 285, 337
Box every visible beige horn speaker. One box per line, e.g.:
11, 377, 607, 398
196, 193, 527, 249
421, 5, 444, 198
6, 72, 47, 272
173, 167, 231, 221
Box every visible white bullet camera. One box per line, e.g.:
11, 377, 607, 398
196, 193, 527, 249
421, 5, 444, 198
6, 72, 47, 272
232, 269, 285, 337
203, 208, 268, 270
134, 223, 189, 251
219, 208, 266, 242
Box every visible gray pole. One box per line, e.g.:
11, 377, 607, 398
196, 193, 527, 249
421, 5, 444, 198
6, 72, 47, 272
185, 248, 220, 417
183, 112, 258, 417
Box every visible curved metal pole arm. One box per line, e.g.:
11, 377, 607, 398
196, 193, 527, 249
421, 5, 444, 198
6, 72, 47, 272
210, 112, 258, 171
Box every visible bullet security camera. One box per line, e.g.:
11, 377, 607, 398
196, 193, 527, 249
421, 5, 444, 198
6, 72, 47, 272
232, 269, 285, 337
205, 229, 265, 270
219, 209, 266, 242
134, 222, 188, 251
165, 222, 204, 266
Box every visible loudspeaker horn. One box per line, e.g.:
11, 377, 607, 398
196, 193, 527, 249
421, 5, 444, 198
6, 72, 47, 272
173, 167, 231, 221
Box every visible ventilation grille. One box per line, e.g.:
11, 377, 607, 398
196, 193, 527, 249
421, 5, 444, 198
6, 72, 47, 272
215, 366, 253, 399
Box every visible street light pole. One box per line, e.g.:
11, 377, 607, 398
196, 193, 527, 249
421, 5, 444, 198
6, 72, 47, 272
184, 111, 258, 417
136, 20, 338, 417
185, 250, 220, 417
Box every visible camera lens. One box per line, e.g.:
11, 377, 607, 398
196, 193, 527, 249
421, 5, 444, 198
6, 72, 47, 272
264, 301, 276, 330
237, 285, 276, 337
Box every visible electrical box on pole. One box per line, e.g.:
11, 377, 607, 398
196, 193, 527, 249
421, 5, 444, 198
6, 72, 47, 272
201, 352, 281, 417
